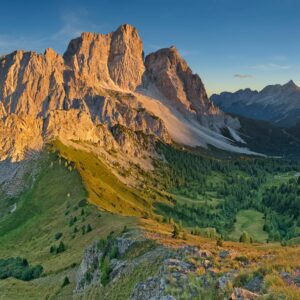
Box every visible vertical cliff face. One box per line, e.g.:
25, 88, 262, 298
108, 24, 145, 90
144, 46, 219, 116
63, 24, 145, 92
0, 48, 65, 117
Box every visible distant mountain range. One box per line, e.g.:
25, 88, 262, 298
211, 80, 300, 127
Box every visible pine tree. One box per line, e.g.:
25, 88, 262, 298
87, 224, 92, 232
57, 241, 66, 253
239, 231, 250, 243
62, 276, 70, 287
50, 245, 56, 254
172, 224, 180, 239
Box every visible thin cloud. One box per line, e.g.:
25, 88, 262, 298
271, 55, 287, 61
234, 74, 253, 79
251, 63, 291, 71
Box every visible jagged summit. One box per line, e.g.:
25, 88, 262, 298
211, 80, 300, 127
0, 24, 248, 162
144, 45, 213, 116
283, 80, 298, 89
63, 24, 145, 91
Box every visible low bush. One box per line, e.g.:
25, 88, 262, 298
0, 257, 43, 281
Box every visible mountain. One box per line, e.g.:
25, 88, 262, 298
0, 24, 255, 162
211, 80, 300, 127
1, 24, 300, 300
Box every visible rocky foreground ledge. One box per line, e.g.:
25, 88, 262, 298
74, 230, 279, 299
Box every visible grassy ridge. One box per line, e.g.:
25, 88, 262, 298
54, 140, 153, 217
0, 150, 135, 299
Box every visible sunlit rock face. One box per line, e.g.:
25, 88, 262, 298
0, 24, 242, 162
145, 46, 214, 116
0, 48, 65, 117
63, 24, 145, 92
143, 46, 239, 132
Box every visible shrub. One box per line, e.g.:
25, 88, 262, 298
234, 271, 253, 287
0, 257, 43, 281
172, 224, 180, 239
57, 241, 66, 253
78, 199, 87, 207
109, 244, 118, 260
122, 225, 128, 233
54, 232, 63, 240
216, 238, 223, 247
69, 216, 77, 227
50, 245, 57, 254
235, 256, 249, 264
239, 231, 251, 243
86, 224, 92, 232
100, 256, 111, 286
62, 276, 70, 287
85, 271, 93, 284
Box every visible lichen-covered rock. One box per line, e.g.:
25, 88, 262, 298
131, 249, 199, 300
116, 231, 137, 255
131, 276, 169, 300
75, 241, 103, 293
245, 276, 263, 293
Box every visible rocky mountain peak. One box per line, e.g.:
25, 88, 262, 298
284, 80, 298, 89
63, 24, 144, 91
44, 47, 59, 59
0, 24, 245, 162
144, 46, 214, 116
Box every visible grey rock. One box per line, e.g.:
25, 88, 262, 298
245, 276, 263, 293
220, 250, 230, 259
75, 241, 103, 293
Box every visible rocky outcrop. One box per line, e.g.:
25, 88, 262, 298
0, 49, 65, 117
0, 115, 44, 161
74, 231, 164, 293
74, 233, 270, 299
75, 241, 103, 293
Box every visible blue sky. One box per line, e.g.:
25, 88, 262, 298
0, 0, 299, 94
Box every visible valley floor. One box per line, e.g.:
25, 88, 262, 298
0, 143, 299, 299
